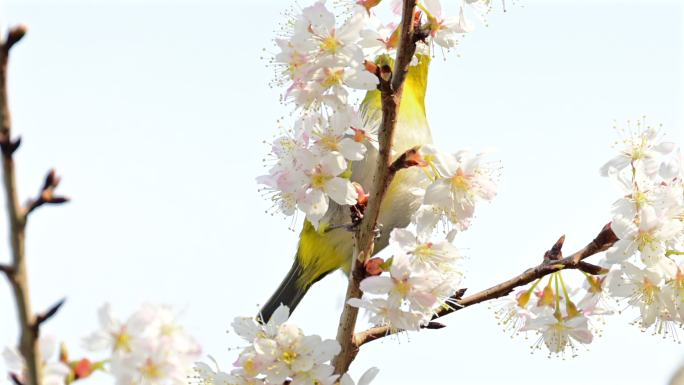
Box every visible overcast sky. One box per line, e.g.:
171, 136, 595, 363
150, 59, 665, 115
0, 1, 682, 385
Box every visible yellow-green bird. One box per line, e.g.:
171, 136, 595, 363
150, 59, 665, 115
260, 54, 433, 322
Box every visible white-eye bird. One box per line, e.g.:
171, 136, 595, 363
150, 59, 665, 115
260, 54, 433, 322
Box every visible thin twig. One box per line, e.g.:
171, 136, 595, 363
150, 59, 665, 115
25, 169, 69, 218
354, 223, 618, 347
331, 0, 420, 375
1, 25, 43, 385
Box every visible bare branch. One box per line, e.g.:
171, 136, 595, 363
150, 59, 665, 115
354, 223, 618, 348
1, 25, 44, 385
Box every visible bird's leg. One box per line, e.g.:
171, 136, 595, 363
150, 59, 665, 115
373, 223, 383, 239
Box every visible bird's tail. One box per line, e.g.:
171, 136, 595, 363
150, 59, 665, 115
259, 258, 311, 323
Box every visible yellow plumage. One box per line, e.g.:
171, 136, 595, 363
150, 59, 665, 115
260, 55, 433, 321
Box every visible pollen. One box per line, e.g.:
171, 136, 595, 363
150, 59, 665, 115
319, 134, 340, 151
141, 359, 163, 379
451, 169, 471, 191
414, 243, 434, 258
320, 35, 341, 53
113, 329, 131, 352
281, 350, 297, 365
640, 278, 659, 305
635, 231, 656, 250
310, 172, 331, 189
321, 68, 344, 88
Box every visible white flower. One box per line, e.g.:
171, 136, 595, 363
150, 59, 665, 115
347, 298, 426, 331
139, 304, 200, 356
214, 305, 342, 385
360, 254, 439, 312
522, 311, 593, 355
85, 303, 200, 385
421, 0, 473, 49
390, 228, 461, 274
298, 152, 358, 226
606, 207, 679, 276
600, 123, 675, 177
300, 2, 366, 65
82, 303, 148, 354
492, 289, 535, 336
308, 65, 378, 107
422, 148, 497, 230
273, 38, 312, 86
359, 18, 398, 57
607, 262, 669, 328
111, 344, 188, 385
312, 108, 368, 161
577, 274, 613, 317
271, 0, 378, 109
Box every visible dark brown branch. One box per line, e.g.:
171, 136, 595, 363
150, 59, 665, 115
354, 222, 618, 348
332, 0, 420, 375
576, 261, 608, 275
1, 25, 44, 385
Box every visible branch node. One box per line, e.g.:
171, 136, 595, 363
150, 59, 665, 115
33, 298, 66, 335
0, 263, 15, 277
595, 222, 619, 248
543, 234, 565, 262
0, 135, 21, 156
3, 25, 28, 53
389, 146, 425, 175
25, 168, 70, 216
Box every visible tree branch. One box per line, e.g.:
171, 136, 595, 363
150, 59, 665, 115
1, 25, 43, 385
354, 222, 618, 348
332, 0, 420, 375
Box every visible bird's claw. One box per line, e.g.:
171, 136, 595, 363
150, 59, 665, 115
373, 224, 383, 239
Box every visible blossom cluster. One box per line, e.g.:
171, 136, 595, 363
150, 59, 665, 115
492, 119, 684, 356
83, 303, 201, 385
349, 145, 498, 330
2, 303, 200, 385
258, 108, 373, 228
193, 305, 377, 385
492, 272, 611, 357
600, 120, 684, 338
259, 0, 490, 227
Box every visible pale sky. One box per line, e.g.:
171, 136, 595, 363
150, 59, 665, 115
0, 1, 683, 385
